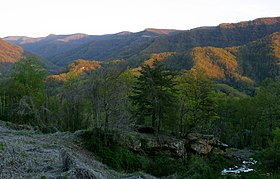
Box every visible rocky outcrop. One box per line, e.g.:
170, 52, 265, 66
105, 130, 228, 157
186, 133, 228, 155
108, 131, 187, 157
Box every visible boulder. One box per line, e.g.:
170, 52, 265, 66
190, 140, 213, 154
186, 133, 228, 154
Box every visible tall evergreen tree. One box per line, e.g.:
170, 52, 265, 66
130, 61, 176, 135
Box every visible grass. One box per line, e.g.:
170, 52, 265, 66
0, 143, 6, 151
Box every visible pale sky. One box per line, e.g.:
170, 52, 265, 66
1, 0, 279, 38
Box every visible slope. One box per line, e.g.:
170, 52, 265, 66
51, 17, 280, 67
143, 17, 280, 54
133, 32, 280, 86
50, 29, 181, 66
235, 32, 280, 83
47, 59, 101, 82
4, 29, 181, 67
4, 33, 114, 59
0, 39, 59, 76
0, 39, 25, 77
0, 38, 24, 63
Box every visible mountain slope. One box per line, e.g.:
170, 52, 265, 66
0, 39, 25, 76
3, 33, 114, 59
134, 32, 280, 85
49, 17, 280, 67
190, 47, 240, 79
48, 30, 280, 87
49, 29, 181, 66
235, 32, 280, 83
0, 39, 59, 75
47, 59, 101, 82
0, 39, 24, 63
143, 17, 280, 54
4, 29, 181, 67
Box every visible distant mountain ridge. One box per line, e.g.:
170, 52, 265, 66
2, 17, 280, 69
3, 29, 180, 66
49, 29, 182, 66
3, 33, 114, 59
143, 17, 280, 54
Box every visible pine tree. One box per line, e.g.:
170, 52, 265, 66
130, 61, 176, 135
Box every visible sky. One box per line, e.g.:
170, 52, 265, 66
0, 0, 280, 38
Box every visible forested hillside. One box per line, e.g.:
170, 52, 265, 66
0, 39, 24, 63
4, 29, 180, 66
131, 31, 280, 90
4, 33, 113, 59
0, 39, 58, 77
143, 17, 280, 53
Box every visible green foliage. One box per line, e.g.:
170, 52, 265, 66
176, 71, 218, 134
0, 143, 6, 151
162, 51, 194, 71
11, 57, 47, 97
130, 61, 177, 134
81, 129, 231, 178
183, 155, 217, 179
0, 58, 47, 127
146, 155, 183, 177
82, 130, 149, 173
214, 83, 249, 98
260, 128, 280, 172
213, 78, 280, 149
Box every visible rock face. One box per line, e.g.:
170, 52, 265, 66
0, 121, 156, 179
186, 133, 228, 155
108, 131, 188, 157
107, 129, 228, 157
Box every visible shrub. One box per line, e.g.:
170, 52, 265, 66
183, 155, 217, 179
260, 128, 280, 172
81, 129, 149, 172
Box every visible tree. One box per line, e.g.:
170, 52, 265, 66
2, 58, 47, 126
261, 128, 280, 172
176, 70, 218, 134
55, 76, 86, 131
130, 61, 176, 135
86, 62, 133, 143
256, 79, 280, 134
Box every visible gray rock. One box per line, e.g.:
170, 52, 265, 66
186, 133, 228, 155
